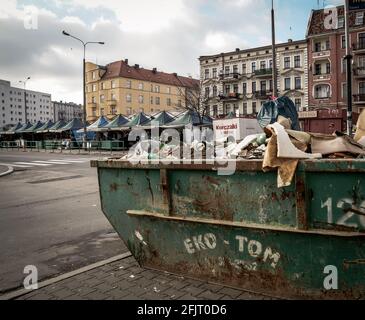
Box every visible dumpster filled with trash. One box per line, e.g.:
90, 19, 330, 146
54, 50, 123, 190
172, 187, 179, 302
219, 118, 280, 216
91, 101, 365, 299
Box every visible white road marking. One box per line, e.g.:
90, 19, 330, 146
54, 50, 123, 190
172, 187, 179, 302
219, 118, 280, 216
48, 159, 85, 163
14, 162, 51, 166
33, 161, 69, 165
0, 162, 32, 168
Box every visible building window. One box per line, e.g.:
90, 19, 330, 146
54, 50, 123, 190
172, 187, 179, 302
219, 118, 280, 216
213, 85, 217, 97
251, 62, 256, 72
341, 35, 346, 49
243, 83, 247, 95
252, 102, 257, 114
314, 84, 330, 99
314, 42, 321, 52
284, 78, 291, 91
150, 96, 154, 104
252, 81, 256, 93
338, 16, 345, 28
325, 40, 330, 50
260, 61, 266, 70
126, 94, 132, 103
294, 55, 301, 68
233, 84, 239, 93
356, 12, 364, 26
167, 87, 171, 94
92, 107, 96, 116
326, 62, 331, 74
242, 63, 246, 74
284, 57, 290, 69
92, 84, 97, 92
155, 85, 160, 93
212, 105, 218, 117
359, 32, 365, 49
204, 69, 210, 79
269, 80, 273, 91
155, 97, 160, 105
167, 98, 171, 106
233, 65, 238, 74
225, 85, 230, 94
260, 81, 266, 92
126, 80, 132, 89
100, 94, 105, 103
111, 93, 117, 101
205, 87, 210, 98
138, 83, 144, 90
100, 82, 104, 90
342, 83, 347, 99
92, 72, 96, 80
111, 81, 116, 89
315, 63, 322, 75
359, 82, 365, 94
225, 66, 230, 76
295, 77, 302, 90
100, 108, 105, 116
242, 102, 247, 115
178, 100, 182, 107
212, 68, 217, 78
138, 95, 144, 104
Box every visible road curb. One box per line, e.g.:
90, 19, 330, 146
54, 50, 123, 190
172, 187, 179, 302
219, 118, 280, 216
0, 252, 132, 300
0, 165, 14, 177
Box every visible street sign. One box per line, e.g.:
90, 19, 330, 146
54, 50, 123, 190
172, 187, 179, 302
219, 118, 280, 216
298, 111, 318, 119
349, 0, 365, 10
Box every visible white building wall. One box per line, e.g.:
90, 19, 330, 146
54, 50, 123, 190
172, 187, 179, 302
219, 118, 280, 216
0, 79, 52, 129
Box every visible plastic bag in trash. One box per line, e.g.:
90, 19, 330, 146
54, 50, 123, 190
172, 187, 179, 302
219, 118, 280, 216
257, 96, 301, 131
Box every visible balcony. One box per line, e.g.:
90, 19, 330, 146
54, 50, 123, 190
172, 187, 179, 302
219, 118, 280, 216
219, 72, 241, 81
219, 92, 241, 100
313, 73, 331, 81
352, 42, 365, 53
354, 67, 365, 78
312, 50, 330, 59
254, 68, 273, 77
353, 94, 365, 103
253, 90, 272, 99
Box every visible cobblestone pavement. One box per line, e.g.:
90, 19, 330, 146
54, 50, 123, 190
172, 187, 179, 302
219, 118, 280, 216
17, 256, 277, 300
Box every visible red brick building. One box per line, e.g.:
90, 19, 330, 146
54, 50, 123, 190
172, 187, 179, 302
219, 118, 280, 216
306, 6, 365, 114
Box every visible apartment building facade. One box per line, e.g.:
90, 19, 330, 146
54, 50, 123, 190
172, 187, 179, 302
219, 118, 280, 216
85, 60, 199, 122
307, 6, 365, 114
199, 39, 308, 117
52, 100, 83, 122
0, 79, 52, 130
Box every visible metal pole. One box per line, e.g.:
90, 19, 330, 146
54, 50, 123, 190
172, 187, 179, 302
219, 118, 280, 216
271, 0, 278, 97
83, 45, 87, 150
344, 0, 353, 136
23, 82, 27, 123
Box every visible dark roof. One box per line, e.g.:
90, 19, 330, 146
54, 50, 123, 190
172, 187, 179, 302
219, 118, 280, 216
101, 60, 199, 88
103, 114, 129, 130
199, 39, 307, 60
307, 6, 365, 37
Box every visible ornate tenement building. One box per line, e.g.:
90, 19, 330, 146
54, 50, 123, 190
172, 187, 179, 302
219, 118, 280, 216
199, 39, 308, 117
306, 6, 365, 114
85, 60, 199, 122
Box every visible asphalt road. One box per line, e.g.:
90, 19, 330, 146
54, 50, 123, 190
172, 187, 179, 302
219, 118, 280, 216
0, 150, 127, 293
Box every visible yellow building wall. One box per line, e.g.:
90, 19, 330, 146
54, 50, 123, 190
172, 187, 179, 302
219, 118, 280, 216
85, 62, 187, 121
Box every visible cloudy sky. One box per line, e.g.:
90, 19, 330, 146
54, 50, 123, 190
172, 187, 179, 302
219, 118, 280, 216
0, 0, 343, 103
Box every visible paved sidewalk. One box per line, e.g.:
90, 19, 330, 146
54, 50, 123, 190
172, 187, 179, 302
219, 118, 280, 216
16, 255, 276, 300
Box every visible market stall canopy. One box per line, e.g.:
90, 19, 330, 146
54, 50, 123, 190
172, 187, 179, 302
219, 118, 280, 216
162, 111, 212, 129
123, 112, 150, 129
101, 114, 129, 131
22, 121, 44, 133
15, 122, 33, 133
56, 118, 84, 132
35, 120, 54, 133
0, 122, 23, 135
48, 120, 67, 132
137, 111, 175, 129
77, 116, 109, 133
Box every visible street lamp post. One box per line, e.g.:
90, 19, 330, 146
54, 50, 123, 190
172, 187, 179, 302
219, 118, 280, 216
62, 30, 104, 149
19, 77, 31, 123
271, 0, 278, 97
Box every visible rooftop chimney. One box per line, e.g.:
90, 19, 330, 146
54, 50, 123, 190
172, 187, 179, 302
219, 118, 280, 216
288, 39, 293, 43
134, 64, 139, 69
235, 48, 240, 52
124, 59, 129, 65
173, 72, 178, 77
152, 68, 157, 73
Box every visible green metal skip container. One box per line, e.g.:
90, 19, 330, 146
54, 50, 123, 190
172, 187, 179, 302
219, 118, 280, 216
91, 159, 365, 299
